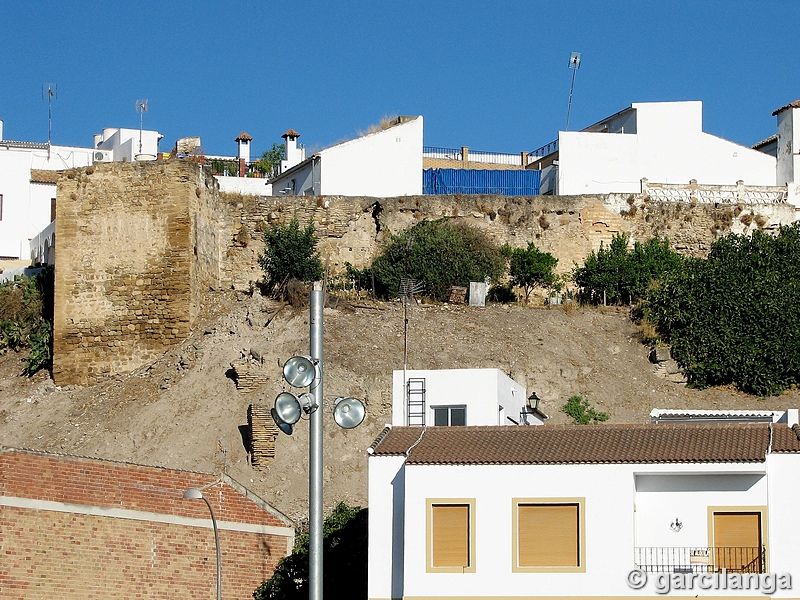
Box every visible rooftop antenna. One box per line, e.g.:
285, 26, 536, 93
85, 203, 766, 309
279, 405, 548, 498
42, 83, 57, 149
136, 99, 149, 154
565, 52, 581, 131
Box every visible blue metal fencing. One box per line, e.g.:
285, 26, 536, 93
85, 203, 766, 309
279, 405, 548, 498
423, 168, 540, 196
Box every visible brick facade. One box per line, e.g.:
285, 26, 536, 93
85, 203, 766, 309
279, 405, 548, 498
0, 448, 293, 600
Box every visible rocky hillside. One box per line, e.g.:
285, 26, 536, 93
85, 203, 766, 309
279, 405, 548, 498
0, 290, 795, 523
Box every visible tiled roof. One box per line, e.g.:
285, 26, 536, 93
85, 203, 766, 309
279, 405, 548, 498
773, 100, 800, 116
772, 424, 800, 453
282, 129, 301, 138
30, 169, 60, 184
235, 131, 252, 142
370, 423, 774, 465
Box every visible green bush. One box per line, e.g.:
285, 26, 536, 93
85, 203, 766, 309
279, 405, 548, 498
573, 234, 684, 305
370, 219, 506, 301
258, 218, 324, 298
562, 395, 609, 424
644, 224, 800, 396
506, 242, 558, 303
253, 502, 367, 600
0, 271, 52, 376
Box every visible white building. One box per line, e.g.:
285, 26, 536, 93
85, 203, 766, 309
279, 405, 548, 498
270, 116, 423, 197
0, 120, 162, 260
93, 127, 163, 162
773, 99, 800, 205
542, 101, 778, 198
368, 422, 800, 600
392, 368, 542, 427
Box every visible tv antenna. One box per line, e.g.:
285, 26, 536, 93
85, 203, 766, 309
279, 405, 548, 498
42, 83, 57, 146
565, 52, 582, 131
136, 99, 149, 154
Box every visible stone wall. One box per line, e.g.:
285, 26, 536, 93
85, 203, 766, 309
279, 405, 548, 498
52, 161, 227, 385
51, 161, 800, 384
227, 192, 800, 287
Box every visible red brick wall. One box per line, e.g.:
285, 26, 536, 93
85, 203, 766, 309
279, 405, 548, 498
0, 449, 293, 600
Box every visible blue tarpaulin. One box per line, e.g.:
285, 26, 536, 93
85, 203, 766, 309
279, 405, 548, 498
423, 168, 540, 196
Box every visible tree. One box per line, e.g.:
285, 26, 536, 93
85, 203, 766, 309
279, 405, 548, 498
562, 395, 609, 424
0, 271, 52, 376
644, 223, 800, 396
254, 143, 286, 179
370, 219, 506, 301
506, 242, 558, 303
573, 234, 683, 305
258, 218, 323, 297
253, 503, 367, 600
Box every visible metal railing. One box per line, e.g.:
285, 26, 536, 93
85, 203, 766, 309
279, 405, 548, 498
635, 546, 765, 574
423, 146, 524, 166
528, 139, 559, 158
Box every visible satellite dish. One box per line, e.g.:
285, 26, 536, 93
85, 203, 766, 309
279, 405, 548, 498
333, 397, 366, 429
274, 392, 303, 425
283, 355, 317, 388
270, 407, 294, 435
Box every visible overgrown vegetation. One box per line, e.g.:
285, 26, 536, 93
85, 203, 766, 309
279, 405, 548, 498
504, 242, 558, 303
0, 271, 53, 376
258, 218, 323, 298
370, 218, 506, 301
254, 143, 286, 179
573, 233, 684, 305
562, 395, 609, 424
253, 503, 367, 600
644, 223, 800, 396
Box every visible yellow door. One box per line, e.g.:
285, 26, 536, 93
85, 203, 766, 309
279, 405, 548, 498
713, 512, 762, 572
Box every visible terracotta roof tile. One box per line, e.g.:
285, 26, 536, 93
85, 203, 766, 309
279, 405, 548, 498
370, 423, 773, 465
282, 129, 301, 138
772, 423, 800, 453
235, 131, 252, 142
773, 99, 800, 116
30, 169, 60, 184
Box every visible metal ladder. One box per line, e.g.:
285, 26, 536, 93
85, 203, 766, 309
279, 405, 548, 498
406, 378, 426, 426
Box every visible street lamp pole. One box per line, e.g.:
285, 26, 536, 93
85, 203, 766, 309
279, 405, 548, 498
309, 282, 324, 600
184, 488, 222, 600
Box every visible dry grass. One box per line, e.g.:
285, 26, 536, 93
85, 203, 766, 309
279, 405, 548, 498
358, 114, 399, 137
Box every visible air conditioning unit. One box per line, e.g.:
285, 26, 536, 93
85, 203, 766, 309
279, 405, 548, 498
93, 150, 113, 163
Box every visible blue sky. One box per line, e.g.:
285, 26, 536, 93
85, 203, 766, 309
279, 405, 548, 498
2, 1, 798, 158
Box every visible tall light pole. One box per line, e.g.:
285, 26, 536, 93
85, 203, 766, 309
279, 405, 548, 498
308, 282, 324, 600
184, 488, 222, 600
270, 281, 365, 600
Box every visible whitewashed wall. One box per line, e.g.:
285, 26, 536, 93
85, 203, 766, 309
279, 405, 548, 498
0, 145, 93, 259
391, 368, 526, 426
776, 107, 800, 205
559, 102, 777, 196
216, 175, 272, 196
367, 456, 797, 599
367, 455, 407, 600
320, 116, 423, 197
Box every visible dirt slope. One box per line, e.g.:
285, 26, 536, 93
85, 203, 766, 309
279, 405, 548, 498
1, 291, 795, 523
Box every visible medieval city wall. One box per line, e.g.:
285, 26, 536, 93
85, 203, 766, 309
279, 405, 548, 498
51, 161, 799, 385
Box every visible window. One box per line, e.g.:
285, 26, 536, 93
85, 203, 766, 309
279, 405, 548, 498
708, 506, 768, 573
50, 197, 56, 222
513, 498, 586, 572
426, 498, 476, 573
432, 405, 466, 426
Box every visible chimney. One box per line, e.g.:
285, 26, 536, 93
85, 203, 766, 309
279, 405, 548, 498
235, 131, 252, 165
282, 129, 302, 170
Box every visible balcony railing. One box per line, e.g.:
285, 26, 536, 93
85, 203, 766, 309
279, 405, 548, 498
635, 547, 765, 574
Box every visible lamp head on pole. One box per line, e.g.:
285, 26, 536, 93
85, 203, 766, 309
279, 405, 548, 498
183, 488, 204, 500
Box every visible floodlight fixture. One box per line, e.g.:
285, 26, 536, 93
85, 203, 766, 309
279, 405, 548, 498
332, 397, 366, 429
271, 392, 319, 435
283, 355, 318, 388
